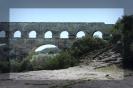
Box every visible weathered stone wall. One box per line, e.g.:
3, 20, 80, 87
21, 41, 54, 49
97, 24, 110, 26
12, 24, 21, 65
9, 22, 113, 38
0, 22, 113, 56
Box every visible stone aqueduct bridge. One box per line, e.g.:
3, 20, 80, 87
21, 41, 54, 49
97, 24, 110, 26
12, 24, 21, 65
0, 22, 113, 54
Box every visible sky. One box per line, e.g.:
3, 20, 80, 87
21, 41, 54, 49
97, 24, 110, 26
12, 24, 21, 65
1, 0, 133, 22
10, 8, 124, 24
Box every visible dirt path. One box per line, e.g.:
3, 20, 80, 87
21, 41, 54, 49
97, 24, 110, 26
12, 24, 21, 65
9, 64, 123, 80
1, 61, 133, 88
0, 67, 133, 88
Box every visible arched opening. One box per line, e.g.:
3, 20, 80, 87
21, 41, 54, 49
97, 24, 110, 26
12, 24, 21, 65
60, 31, 69, 38
0, 43, 6, 47
29, 31, 36, 38
14, 31, 21, 38
110, 34, 113, 37
76, 31, 85, 38
93, 31, 103, 39
35, 44, 59, 54
0, 31, 6, 38
44, 31, 52, 38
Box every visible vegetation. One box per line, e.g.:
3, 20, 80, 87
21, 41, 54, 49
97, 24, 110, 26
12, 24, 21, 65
0, 61, 10, 73
111, 15, 133, 68
70, 35, 108, 58
8, 35, 108, 72
43, 51, 78, 70
0, 45, 10, 73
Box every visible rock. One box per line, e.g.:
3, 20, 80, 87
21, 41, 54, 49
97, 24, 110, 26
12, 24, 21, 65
105, 74, 114, 79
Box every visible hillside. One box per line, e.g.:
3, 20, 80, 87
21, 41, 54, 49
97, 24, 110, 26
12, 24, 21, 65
10, 48, 124, 80
1, 48, 133, 88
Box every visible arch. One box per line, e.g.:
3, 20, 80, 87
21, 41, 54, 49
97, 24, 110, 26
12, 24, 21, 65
0, 31, 6, 38
93, 31, 103, 39
14, 31, 21, 38
44, 31, 52, 38
35, 44, 59, 53
0, 43, 6, 47
29, 31, 37, 38
110, 34, 113, 37
76, 31, 85, 38
60, 31, 69, 38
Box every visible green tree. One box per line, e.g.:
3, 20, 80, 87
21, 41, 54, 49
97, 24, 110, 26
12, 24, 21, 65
114, 15, 133, 68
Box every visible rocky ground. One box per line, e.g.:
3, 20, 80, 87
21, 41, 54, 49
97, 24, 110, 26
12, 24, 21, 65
0, 49, 133, 88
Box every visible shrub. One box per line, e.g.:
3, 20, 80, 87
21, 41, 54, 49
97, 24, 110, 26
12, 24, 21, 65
44, 51, 78, 70
30, 54, 53, 70
28, 51, 78, 70
110, 34, 121, 44
11, 52, 34, 72
70, 35, 108, 58
0, 61, 10, 73
10, 59, 21, 72
20, 58, 33, 72
112, 15, 133, 68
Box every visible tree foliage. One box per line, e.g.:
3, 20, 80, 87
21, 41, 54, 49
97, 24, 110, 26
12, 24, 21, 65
114, 15, 133, 68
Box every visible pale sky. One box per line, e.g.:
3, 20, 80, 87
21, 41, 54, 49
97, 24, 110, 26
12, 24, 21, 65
10, 8, 124, 24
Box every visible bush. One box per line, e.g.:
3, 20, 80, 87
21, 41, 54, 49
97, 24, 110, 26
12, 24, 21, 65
70, 35, 108, 58
28, 51, 78, 70
30, 54, 53, 70
112, 15, 133, 68
20, 58, 33, 72
110, 34, 121, 44
44, 51, 78, 70
10, 59, 21, 72
0, 61, 10, 73
10, 52, 34, 72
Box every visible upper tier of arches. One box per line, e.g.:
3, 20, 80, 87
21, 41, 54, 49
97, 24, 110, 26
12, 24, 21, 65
0, 30, 105, 39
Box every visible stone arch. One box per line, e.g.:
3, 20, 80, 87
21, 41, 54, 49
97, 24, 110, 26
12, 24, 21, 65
29, 31, 37, 38
14, 30, 21, 38
34, 44, 59, 53
0, 31, 6, 38
44, 31, 52, 38
93, 31, 103, 39
76, 31, 85, 38
60, 31, 69, 38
